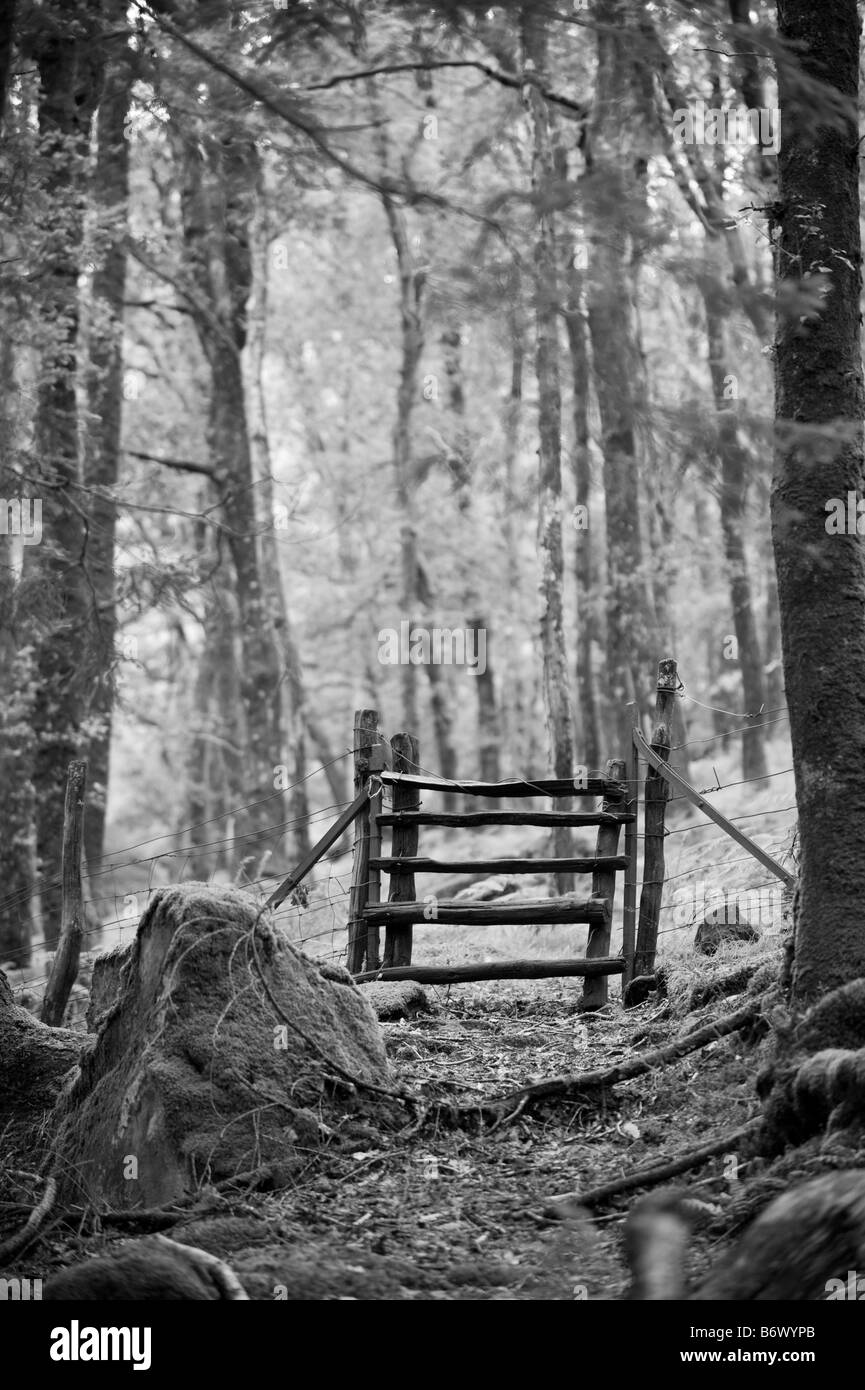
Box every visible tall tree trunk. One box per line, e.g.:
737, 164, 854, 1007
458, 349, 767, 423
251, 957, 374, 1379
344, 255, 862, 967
701, 269, 768, 784
0, 347, 36, 963
440, 323, 471, 502
438, 317, 496, 787
583, 0, 657, 755
425, 663, 457, 782
522, 5, 575, 891
564, 256, 601, 771
772, 0, 865, 1000
178, 133, 284, 871
693, 487, 720, 701
467, 614, 500, 797
499, 307, 526, 773
83, 46, 132, 874
185, 580, 243, 880
246, 197, 312, 864
382, 195, 424, 735
27, 1, 103, 947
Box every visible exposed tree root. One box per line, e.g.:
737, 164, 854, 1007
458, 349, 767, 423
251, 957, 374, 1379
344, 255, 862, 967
57, 1166, 282, 1232
546, 1120, 762, 1213
446, 998, 762, 1125
0, 1175, 56, 1261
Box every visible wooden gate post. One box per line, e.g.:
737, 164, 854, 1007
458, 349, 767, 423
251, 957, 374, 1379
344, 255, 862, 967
383, 733, 420, 969
581, 756, 626, 1011
631, 658, 679, 988
41, 760, 87, 1027
347, 710, 380, 974
365, 770, 384, 974
621, 729, 639, 992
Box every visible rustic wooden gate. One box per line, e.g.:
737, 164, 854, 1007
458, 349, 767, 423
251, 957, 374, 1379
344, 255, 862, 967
343, 710, 638, 1008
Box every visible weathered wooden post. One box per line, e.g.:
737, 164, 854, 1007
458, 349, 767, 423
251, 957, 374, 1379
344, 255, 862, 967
631, 658, 679, 988
41, 760, 87, 1027
365, 753, 385, 974
383, 733, 420, 969
347, 710, 380, 974
581, 756, 626, 1011
621, 728, 639, 992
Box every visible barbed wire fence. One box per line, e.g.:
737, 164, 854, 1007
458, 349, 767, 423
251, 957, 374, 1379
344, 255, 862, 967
2, 693, 800, 1014
0, 749, 368, 1009
636, 697, 797, 948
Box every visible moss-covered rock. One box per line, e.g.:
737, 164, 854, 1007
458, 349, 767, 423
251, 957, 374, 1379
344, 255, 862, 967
51, 884, 393, 1207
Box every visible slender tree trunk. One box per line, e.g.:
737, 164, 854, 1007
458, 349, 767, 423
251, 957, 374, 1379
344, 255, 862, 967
564, 258, 601, 770
440, 323, 471, 502
179, 134, 284, 870
0, 352, 35, 962
185, 580, 242, 880
83, 47, 132, 874
246, 198, 311, 863
522, 5, 575, 891
425, 663, 457, 782
423, 316, 461, 783
438, 317, 495, 787
499, 308, 526, 773
27, 1, 103, 946
692, 487, 721, 716
258, 376, 347, 812
583, 0, 657, 756
701, 270, 768, 784
467, 614, 500, 795
772, 0, 865, 1000
382, 195, 424, 735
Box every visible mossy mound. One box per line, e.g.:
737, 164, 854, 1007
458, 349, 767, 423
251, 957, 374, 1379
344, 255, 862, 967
51, 884, 393, 1207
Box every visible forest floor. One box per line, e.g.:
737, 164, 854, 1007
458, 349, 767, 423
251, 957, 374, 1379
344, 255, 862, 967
21, 936, 784, 1301
17, 941, 777, 1300
4, 738, 805, 1299
248, 955, 769, 1301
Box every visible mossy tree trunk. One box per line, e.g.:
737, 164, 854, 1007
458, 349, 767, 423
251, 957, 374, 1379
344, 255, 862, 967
772, 0, 865, 1001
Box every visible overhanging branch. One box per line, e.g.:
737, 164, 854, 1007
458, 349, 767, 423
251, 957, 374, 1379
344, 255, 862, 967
124, 448, 215, 478
304, 59, 587, 117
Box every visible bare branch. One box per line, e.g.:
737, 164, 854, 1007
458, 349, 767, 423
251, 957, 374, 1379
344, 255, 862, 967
304, 59, 587, 117
124, 448, 215, 478
129, 1, 506, 232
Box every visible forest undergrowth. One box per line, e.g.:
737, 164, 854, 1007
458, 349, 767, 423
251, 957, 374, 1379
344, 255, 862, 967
3, 731, 819, 1300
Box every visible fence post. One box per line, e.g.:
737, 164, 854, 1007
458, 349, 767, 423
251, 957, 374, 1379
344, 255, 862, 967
581, 756, 626, 1011
365, 757, 384, 973
41, 760, 87, 1027
631, 658, 678, 989
384, 733, 420, 969
621, 728, 638, 992
347, 710, 379, 974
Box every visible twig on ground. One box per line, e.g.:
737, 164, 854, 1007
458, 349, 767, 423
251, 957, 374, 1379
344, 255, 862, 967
0, 1176, 57, 1261
444, 999, 763, 1124
546, 1118, 763, 1212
